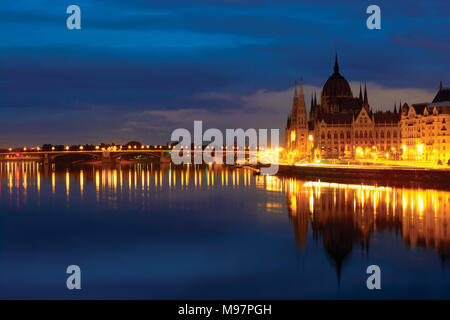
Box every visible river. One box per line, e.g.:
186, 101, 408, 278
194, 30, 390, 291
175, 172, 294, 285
0, 161, 449, 299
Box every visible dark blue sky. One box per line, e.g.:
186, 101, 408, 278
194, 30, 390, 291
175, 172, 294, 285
1, 0, 449, 147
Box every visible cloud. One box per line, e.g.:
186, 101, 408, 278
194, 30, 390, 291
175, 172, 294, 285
1, 0, 449, 147
139, 82, 435, 143
349, 82, 435, 111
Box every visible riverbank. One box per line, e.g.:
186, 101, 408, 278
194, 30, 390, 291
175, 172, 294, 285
275, 163, 450, 190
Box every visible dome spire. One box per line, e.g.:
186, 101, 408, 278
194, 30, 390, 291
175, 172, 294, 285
334, 52, 339, 73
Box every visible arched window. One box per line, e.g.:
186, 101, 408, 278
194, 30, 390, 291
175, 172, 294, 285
393, 131, 397, 138
360, 131, 363, 138
327, 131, 331, 139
347, 131, 351, 139
340, 132, 344, 139
334, 132, 338, 139
387, 131, 391, 138
381, 131, 384, 138
369, 131, 372, 138
364, 131, 368, 138
355, 132, 359, 139
321, 133, 325, 139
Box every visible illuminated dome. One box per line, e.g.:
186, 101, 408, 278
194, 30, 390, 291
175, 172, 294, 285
322, 55, 353, 98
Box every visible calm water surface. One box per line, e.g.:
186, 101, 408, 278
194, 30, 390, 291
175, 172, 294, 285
0, 161, 449, 299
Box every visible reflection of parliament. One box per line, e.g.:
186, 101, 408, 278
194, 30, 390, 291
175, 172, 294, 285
285, 55, 450, 163
282, 179, 450, 280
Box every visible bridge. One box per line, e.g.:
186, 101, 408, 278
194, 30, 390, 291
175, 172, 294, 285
0, 149, 172, 164
0, 148, 264, 165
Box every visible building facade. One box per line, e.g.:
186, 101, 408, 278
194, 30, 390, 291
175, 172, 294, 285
285, 55, 401, 162
401, 82, 450, 164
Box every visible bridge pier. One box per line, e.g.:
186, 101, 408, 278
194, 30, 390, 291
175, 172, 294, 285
101, 150, 115, 164
43, 153, 49, 165
160, 151, 171, 164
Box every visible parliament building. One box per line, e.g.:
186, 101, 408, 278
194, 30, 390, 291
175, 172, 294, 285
285, 54, 450, 164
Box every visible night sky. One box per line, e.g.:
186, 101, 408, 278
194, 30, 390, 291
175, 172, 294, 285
1, 0, 449, 147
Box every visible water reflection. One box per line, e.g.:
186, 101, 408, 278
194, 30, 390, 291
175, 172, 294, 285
0, 162, 256, 208
1, 161, 450, 285
284, 179, 450, 278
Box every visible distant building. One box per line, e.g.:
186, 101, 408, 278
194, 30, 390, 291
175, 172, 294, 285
401, 82, 450, 164
285, 54, 401, 161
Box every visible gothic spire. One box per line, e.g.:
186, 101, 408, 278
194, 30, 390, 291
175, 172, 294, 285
299, 78, 304, 98
440, 80, 443, 91
334, 52, 339, 74
359, 84, 362, 101
294, 80, 298, 97
363, 83, 368, 104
